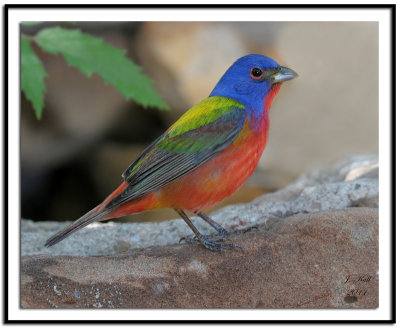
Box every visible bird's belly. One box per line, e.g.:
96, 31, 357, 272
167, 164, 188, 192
158, 128, 268, 212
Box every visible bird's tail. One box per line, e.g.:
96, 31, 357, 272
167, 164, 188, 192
45, 181, 130, 247
44, 204, 112, 247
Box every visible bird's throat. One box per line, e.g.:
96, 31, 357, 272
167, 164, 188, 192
250, 83, 282, 132
264, 83, 282, 112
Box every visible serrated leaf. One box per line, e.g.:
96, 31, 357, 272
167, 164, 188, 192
35, 27, 169, 110
21, 36, 47, 119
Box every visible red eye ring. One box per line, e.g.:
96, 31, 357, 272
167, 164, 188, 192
250, 67, 263, 79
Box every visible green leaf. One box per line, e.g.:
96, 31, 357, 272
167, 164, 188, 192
21, 36, 47, 119
35, 27, 169, 110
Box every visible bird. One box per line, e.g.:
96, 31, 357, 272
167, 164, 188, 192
45, 54, 297, 251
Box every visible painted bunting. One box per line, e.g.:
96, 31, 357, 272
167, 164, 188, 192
45, 54, 297, 251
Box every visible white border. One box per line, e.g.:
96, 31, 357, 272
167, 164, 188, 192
6, 6, 392, 322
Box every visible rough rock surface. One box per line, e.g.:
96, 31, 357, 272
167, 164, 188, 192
20, 154, 379, 308
21, 154, 378, 257
21, 208, 378, 308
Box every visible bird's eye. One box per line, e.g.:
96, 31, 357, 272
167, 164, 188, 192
250, 67, 263, 79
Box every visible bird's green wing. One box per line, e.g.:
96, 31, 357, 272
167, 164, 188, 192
106, 97, 246, 209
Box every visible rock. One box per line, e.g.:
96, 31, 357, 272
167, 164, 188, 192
21, 153, 378, 257
20, 153, 379, 308
21, 208, 378, 308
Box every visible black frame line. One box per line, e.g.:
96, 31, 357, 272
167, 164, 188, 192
4, 3, 396, 324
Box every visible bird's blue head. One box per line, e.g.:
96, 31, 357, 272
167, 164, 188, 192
210, 54, 297, 117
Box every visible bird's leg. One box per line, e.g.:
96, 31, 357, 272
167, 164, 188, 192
196, 211, 231, 237
175, 209, 240, 251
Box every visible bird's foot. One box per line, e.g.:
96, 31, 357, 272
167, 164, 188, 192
179, 234, 223, 244
198, 235, 241, 251
179, 226, 231, 244
179, 230, 228, 244
179, 225, 257, 244
206, 223, 231, 237
180, 233, 241, 251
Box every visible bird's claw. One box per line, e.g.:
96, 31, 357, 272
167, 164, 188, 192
180, 233, 227, 244
180, 233, 241, 251
179, 225, 256, 246
180, 228, 228, 242
215, 227, 231, 237
199, 235, 241, 251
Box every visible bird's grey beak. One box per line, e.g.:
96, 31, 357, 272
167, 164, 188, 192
272, 66, 298, 83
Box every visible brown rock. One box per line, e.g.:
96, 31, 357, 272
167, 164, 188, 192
21, 208, 378, 308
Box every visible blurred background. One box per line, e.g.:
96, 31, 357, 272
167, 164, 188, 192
21, 21, 378, 223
